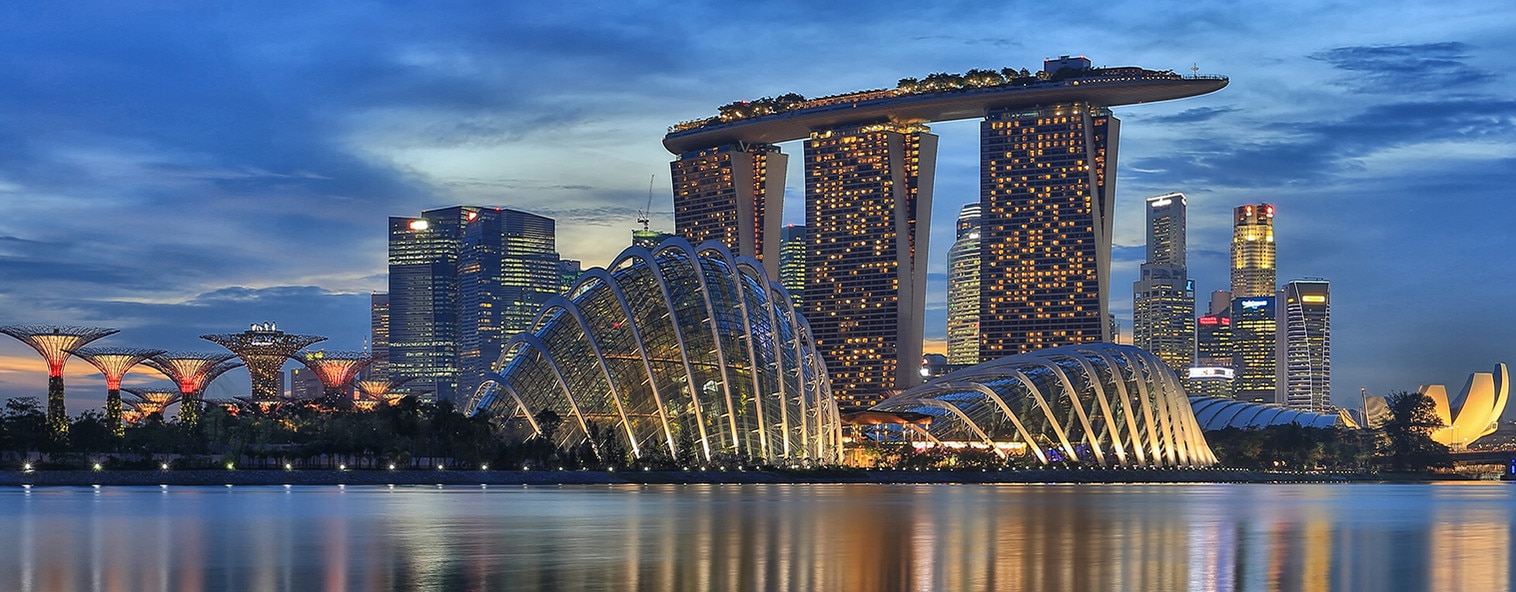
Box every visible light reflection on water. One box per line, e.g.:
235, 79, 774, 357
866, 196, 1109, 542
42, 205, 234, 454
0, 482, 1511, 591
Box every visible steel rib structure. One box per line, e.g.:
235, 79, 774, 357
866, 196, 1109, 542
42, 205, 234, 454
872, 343, 1217, 467
467, 238, 843, 465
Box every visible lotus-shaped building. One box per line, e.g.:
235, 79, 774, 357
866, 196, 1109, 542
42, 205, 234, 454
1419, 363, 1509, 450
467, 239, 843, 465
870, 343, 1217, 467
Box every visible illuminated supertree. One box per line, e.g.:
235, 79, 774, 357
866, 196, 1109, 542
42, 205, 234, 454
143, 352, 238, 426
122, 388, 181, 424
201, 322, 325, 408
353, 377, 417, 411
298, 350, 378, 407
0, 325, 119, 435
70, 347, 165, 437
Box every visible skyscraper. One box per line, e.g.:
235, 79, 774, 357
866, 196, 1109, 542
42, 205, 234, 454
1191, 290, 1234, 398
804, 123, 937, 407
1131, 193, 1195, 373
670, 143, 788, 279
1229, 204, 1278, 402
1279, 279, 1331, 411
368, 292, 389, 381
779, 225, 806, 306
558, 259, 583, 294
946, 203, 981, 366
978, 103, 1118, 359
388, 206, 560, 403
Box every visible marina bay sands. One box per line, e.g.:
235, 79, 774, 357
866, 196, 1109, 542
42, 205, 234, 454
664, 56, 1227, 407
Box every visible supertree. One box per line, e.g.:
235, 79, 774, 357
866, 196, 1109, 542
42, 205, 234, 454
70, 347, 165, 437
353, 377, 417, 411
0, 325, 119, 435
201, 322, 325, 408
297, 350, 378, 408
122, 388, 181, 424
142, 352, 238, 426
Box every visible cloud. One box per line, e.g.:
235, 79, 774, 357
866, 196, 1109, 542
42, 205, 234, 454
1308, 42, 1496, 93
1143, 106, 1239, 124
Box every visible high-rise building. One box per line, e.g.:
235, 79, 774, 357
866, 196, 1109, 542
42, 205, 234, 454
1230, 204, 1276, 298
558, 259, 582, 294
804, 123, 937, 407
946, 203, 981, 366
670, 143, 788, 279
367, 292, 389, 381
1279, 279, 1331, 411
388, 206, 559, 404
1190, 290, 1234, 398
632, 229, 675, 250
1131, 193, 1195, 373
289, 366, 323, 400
1230, 295, 1277, 403
978, 103, 1118, 360
778, 225, 806, 306
1229, 204, 1278, 402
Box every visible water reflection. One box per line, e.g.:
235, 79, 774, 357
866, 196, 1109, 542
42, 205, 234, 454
1, 482, 1513, 591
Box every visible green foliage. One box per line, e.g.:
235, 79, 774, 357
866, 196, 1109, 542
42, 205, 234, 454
1380, 390, 1452, 472
1207, 425, 1373, 471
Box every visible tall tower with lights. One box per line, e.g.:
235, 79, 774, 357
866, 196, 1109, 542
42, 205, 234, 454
946, 204, 982, 366
1132, 193, 1195, 373
804, 123, 936, 407
671, 143, 788, 279
1279, 279, 1331, 411
1229, 204, 1278, 402
977, 102, 1118, 359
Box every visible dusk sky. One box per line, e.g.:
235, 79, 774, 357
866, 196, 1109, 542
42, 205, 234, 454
1, 2, 1511, 413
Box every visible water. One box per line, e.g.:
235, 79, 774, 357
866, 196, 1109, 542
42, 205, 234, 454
1, 482, 1511, 591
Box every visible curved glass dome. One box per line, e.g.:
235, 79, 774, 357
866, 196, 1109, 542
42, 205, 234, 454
467, 239, 842, 465
1189, 396, 1348, 430
871, 343, 1217, 467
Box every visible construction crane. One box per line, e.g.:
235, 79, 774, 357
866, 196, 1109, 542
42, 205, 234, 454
638, 174, 654, 233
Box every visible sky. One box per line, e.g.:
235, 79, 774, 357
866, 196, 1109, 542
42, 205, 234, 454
1, 1, 1512, 414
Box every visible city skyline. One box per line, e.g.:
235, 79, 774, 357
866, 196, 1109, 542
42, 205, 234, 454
1, 2, 1512, 413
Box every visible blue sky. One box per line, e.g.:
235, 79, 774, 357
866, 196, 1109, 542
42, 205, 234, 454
1, 1, 1512, 412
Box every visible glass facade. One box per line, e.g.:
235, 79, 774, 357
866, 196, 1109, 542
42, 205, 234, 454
778, 225, 806, 307
1189, 396, 1345, 430
871, 343, 1216, 467
946, 204, 981, 366
1132, 193, 1195, 374
467, 239, 843, 465
978, 104, 1117, 360
1281, 280, 1331, 411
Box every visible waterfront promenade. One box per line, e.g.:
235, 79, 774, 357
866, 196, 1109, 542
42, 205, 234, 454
0, 467, 1412, 487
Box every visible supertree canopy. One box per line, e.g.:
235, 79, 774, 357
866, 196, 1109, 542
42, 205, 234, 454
123, 388, 181, 424
353, 377, 418, 411
143, 352, 238, 426
70, 347, 165, 437
202, 322, 325, 404
0, 324, 119, 435
298, 350, 378, 403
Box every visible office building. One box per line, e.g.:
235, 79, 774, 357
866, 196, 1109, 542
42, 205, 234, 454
1228, 204, 1278, 402
1279, 279, 1331, 411
367, 292, 389, 380
1190, 291, 1235, 398
1230, 204, 1276, 298
1131, 193, 1195, 373
946, 203, 981, 366
670, 143, 788, 279
978, 103, 1118, 360
558, 259, 582, 294
632, 229, 675, 250
289, 366, 323, 400
804, 123, 937, 407
779, 225, 806, 307
388, 206, 560, 404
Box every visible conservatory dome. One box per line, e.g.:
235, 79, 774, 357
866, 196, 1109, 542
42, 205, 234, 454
466, 239, 842, 465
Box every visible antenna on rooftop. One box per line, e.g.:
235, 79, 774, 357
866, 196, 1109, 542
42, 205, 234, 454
1190, 63, 1200, 78
638, 174, 654, 232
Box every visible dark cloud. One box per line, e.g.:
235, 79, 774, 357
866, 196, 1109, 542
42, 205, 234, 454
1143, 106, 1239, 124
1308, 42, 1495, 93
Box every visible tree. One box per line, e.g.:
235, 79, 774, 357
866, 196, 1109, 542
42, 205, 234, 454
1380, 390, 1452, 472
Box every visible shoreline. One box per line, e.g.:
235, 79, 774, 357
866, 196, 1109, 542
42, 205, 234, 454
0, 468, 1468, 487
